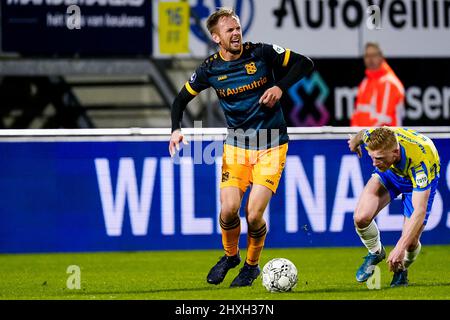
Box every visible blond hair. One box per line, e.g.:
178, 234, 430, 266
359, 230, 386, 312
206, 7, 239, 34
365, 127, 398, 151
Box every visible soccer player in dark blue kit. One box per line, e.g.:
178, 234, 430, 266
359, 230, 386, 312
169, 7, 314, 287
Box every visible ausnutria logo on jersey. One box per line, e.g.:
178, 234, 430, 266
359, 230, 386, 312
216, 76, 268, 98
6, 0, 145, 6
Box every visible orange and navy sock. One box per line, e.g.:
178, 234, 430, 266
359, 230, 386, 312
220, 215, 241, 257
246, 223, 267, 266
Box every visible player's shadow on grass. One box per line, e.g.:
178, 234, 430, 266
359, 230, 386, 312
404, 282, 450, 289
291, 281, 450, 295
72, 286, 227, 296
68, 282, 450, 297
290, 286, 384, 295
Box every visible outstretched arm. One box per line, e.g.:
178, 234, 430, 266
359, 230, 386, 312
169, 65, 210, 156
169, 87, 194, 157
387, 189, 429, 272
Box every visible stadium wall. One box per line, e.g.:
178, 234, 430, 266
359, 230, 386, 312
0, 128, 449, 253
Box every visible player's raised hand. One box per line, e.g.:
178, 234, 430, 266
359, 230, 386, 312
348, 134, 362, 158
169, 129, 188, 157
259, 86, 283, 108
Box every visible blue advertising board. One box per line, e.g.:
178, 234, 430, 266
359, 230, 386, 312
1, 0, 152, 56
0, 137, 449, 253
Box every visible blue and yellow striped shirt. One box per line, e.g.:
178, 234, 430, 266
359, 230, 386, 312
363, 128, 440, 191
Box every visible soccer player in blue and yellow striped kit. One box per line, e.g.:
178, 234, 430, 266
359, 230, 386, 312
169, 7, 313, 287
348, 127, 440, 287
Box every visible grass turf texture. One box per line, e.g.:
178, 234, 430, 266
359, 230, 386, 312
1, 245, 449, 300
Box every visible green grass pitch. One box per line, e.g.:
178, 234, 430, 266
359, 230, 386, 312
1, 245, 449, 300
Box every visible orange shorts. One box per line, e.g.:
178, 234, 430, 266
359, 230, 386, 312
220, 143, 288, 193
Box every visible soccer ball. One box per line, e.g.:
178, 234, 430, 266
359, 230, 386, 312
262, 258, 298, 292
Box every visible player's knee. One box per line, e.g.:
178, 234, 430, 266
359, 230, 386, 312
247, 214, 265, 230
353, 213, 372, 229
220, 201, 240, 221
246, 207, 265, 230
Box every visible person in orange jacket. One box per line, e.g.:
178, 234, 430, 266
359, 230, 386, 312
351, 43, 405, 127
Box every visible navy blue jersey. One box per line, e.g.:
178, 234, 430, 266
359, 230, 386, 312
185, 42, 292, 150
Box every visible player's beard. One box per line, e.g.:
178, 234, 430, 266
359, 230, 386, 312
228, 46, 242, 55
227, 38, 242, 55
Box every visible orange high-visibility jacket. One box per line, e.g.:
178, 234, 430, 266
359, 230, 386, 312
351, 61, 405, 127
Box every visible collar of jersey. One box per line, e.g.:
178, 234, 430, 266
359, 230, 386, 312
219, 46, 244, 61
393, 143, 407, 171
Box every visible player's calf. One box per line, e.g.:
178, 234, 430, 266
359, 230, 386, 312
404, 242, 421, 269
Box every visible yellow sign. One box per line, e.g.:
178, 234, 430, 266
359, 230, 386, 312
159, 1, 189, 54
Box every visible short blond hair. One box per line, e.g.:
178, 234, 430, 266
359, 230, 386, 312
206, 7, 239, 34
365, 127, 398, 151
